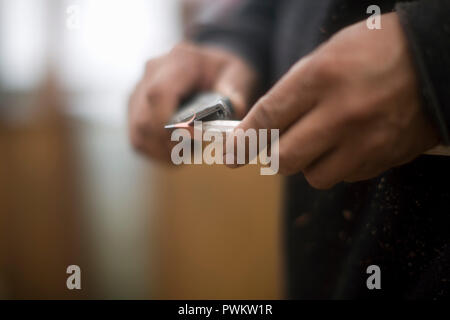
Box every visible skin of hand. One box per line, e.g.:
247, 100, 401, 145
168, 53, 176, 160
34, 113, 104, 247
233, 12, 439, 189
128, 42, 260, 162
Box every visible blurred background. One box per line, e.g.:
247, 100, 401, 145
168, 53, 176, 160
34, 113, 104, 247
0, 0, 282, 299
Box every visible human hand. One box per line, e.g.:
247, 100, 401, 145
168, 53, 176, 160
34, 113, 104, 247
234, 13, 439, 188
128, 42, 260, 161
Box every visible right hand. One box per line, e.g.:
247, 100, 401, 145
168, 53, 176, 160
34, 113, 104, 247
128, 42, 260, 162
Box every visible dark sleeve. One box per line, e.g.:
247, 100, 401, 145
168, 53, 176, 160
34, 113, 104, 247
396, 0, 450, 144
191, 0, 277, 83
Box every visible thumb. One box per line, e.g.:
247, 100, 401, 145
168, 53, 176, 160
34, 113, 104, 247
214, 59, 260, 119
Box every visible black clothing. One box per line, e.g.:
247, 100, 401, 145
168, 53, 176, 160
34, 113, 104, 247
195, 0, 450, 299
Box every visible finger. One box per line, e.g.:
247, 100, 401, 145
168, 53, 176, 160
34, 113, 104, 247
277, 104, 339, 175
129, 81, 171, 152
224, 56, 318, 167
130, 81, 160, 134
214, 59, 259, 119
145, 59, 202, 124
238, 55, 318, 133
128, 118, 172, 162
302, 144, 363, 189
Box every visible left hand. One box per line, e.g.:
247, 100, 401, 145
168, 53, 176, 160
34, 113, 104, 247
234, 12, 439, 189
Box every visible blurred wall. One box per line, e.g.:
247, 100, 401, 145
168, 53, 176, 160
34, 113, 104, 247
153, 165, 283, 299
0, 80, 89, 299
0, 0, 284, 299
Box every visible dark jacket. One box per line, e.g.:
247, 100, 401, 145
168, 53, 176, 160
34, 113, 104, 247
195, 0, 450, 299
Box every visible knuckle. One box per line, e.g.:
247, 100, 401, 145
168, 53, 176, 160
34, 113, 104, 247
367, 131, 390, 155
145, 83, 165, 104
303, 169, 333, 190
341, 101, 369, 124
170, 42, 197, 58
171, 42, 189, 53
332, 96, 373, 128
254, 95, 278, 129
309, 53, 340, 84
144, 56, 164, 76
